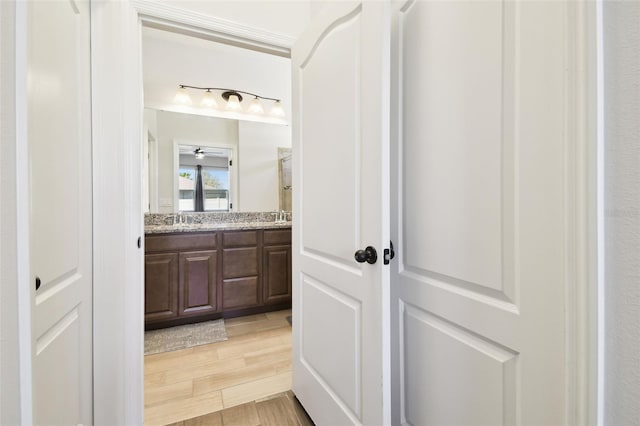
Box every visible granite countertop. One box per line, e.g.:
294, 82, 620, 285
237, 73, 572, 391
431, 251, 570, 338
145, 221, 292, 234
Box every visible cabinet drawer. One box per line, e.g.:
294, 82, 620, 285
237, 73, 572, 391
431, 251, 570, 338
223, 247, 258, 279
222, 277, 259, 309
264, 229, 291, 246
222, 230, 258, 247
146, 233, 216, 252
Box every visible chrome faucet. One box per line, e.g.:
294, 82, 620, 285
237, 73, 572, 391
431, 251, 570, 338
272, 210, 288, 224
173, 212, 186, 225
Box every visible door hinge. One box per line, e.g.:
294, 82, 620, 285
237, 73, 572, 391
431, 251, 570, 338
383, 241, 395, 265
229, 160, 233, 166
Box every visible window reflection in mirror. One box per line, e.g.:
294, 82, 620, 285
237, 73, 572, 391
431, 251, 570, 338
178, 146, 232, 212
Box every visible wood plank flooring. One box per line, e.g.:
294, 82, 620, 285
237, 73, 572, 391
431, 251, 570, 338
145, 310, 300, 426
167, 391, 314, 426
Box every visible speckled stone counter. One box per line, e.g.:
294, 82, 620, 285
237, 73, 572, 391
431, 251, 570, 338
145, 221, 292, 234
144, 212, 291, 234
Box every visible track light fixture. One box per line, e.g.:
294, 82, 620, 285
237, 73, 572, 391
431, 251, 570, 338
175, 85, 285, 119
174, 86, 191, 105
200, 89, 218, 108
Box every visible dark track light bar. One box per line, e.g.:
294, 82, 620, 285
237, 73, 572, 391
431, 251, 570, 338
178, 85, 280, 103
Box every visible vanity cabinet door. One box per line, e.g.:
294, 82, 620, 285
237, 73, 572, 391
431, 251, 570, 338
179, 250, 218, 317
263, 245, 292, 304
145, 253, 179, 322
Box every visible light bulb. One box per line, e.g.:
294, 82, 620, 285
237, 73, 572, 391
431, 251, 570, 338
270, 100, 285, 118
248, 97, 264, 114
226, 94, 242, 111
174, 86, 191, 105
201, 90, 218, 108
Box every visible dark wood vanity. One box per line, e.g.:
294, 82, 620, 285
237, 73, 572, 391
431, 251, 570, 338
144, 228, 291, 329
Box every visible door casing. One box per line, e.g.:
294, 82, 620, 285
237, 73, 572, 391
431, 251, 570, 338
89, 2, 296, 424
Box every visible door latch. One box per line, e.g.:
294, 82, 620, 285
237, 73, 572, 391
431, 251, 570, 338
383, 241, 395, 265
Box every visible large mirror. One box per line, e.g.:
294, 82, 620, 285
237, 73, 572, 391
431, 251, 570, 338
144, 108, 291, 213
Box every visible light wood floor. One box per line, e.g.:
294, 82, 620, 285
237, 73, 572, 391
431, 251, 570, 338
145, 309, 294, 425
167, 391, 314, 426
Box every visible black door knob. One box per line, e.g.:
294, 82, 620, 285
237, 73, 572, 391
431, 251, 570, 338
354, 246, 378, 264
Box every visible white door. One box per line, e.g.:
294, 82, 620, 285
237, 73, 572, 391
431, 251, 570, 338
291, 2, 390, 425
390, 1, 569, 424
28, 0, 93, 424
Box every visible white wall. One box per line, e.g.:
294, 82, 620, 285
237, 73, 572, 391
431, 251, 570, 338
603, 2, 640, 425
238, 121, 291, 212
159, 0, 311, 40
144, 107, 157, 138
0, 2, 22, 424
144, 109, 158, 213
152, 109, 238, 212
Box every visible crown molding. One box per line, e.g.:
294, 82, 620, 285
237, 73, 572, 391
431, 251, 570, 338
130, 0, 294, 57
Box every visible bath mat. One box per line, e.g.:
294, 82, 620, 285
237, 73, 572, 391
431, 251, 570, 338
144, 319, 228, 355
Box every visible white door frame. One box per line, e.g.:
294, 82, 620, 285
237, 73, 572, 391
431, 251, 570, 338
560, 2, 604, 423
90, 1, 294, 424
89, 1, 599, 426
565, 2, 603, 423
10, 2, 35, 423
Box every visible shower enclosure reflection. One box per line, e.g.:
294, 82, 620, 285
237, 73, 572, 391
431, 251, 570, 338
278, 147, 292, 212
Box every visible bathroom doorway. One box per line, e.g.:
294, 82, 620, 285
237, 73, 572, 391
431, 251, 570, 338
140, 24, 295, 425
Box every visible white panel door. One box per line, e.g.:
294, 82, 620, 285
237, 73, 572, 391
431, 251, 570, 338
391, 1, 568, 424
291, 2, 390, 425
28, 0, 93, 424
